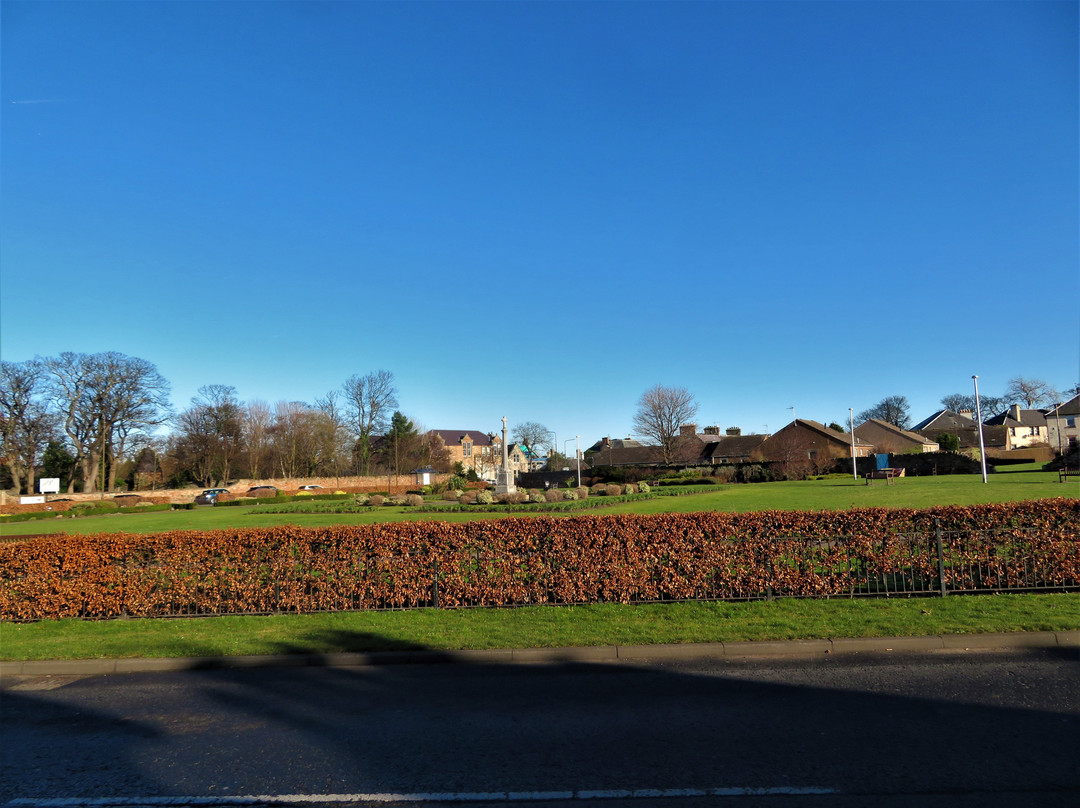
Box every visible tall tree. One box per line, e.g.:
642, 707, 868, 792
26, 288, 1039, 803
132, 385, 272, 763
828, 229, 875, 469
512, 421, 552, 460
632, 384, 699, 464
941, 391, 1004, 419
1005, 377, 1058, 408
173, 385, 243, 486
382, 411, 421, 476
0, 360, 58, 494
342, 370, 398, 475
43, 352, 171, 493
856, 395, 911, 429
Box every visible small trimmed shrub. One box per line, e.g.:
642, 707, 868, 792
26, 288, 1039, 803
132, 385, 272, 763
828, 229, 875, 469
475, 490, 494, 505
545, 490, 563, 502
405, 494, 425, 507
624, 483, 638, 494
447, 475, 467, 491
368, 495, 385, 507
529, 492, 547, 503
460, 491, 477, 505
637, 482, 650, 494
352, 494, 370, 506
443, 490, 462, 502
606, 484, 623, 496
564, 490, 579, 500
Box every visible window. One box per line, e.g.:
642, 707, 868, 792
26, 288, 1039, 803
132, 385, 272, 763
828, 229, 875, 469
462, 441, 472, 457
1009, 427, 1016, 436
1030, 427, 1037, 435
1067, 417, 1076, 428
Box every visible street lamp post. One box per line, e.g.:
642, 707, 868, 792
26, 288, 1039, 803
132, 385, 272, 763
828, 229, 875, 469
563, 437, 582, 488
973, 375, 988, 484
849, 407, 858, 482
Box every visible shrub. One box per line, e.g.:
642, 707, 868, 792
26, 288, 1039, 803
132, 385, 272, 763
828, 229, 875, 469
606, 484, 623, 496
576, 487, 589, 499
624, 483, 638, 494
448, 475, 468, 490
405, 494, 425, 507
590, 483, 608, 495
296, 491, 313, 497
637, 481, 650, 494
529, 492, 547, 503
564, 490, 579, 500
459, 491, 477, 505
475, 490, 494, 505
443, 490, 462, 502
368, 495, 385, 507
544, 490, 563, 502
352, 494, 370, 506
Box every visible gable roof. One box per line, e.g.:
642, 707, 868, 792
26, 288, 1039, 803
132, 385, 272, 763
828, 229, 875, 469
984, 407, 1047, 428
911, 410, 976, 431
428, 429, 494, 446
1043, 394, 1080, 418
790, 419, 874, 448
855, 419, 938, 447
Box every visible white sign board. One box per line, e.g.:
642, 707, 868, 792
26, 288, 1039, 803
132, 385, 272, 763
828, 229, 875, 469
39, 478, 61, 494
20, 496, 46, 505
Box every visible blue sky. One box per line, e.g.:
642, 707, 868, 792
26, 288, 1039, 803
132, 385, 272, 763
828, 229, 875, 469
2, 0, 1077, 448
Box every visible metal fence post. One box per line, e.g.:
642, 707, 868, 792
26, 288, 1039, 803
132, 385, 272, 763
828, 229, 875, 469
432, 557, 440, 609
935, 520, 948, 597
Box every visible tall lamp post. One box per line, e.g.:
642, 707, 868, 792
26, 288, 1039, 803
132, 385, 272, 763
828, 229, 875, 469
849, 407, 858, 482
563, 436, 582, 488
972, 375, 988, 484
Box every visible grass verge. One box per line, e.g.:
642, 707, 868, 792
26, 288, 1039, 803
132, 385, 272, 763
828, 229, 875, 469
2, 593, 1075, 661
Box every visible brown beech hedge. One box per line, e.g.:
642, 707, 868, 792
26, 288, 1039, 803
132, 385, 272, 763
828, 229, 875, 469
2, 500, 1077, 621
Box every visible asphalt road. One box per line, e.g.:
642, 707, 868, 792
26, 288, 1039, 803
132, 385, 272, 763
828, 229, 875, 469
2, 648, 1078, 808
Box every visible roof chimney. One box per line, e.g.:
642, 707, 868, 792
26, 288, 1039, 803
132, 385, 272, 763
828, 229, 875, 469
680, 423, 698, 437
1010, 404, 1022, 421
959, 410, 973, 420
726, 426, 742, 436
704, 425, 720, 436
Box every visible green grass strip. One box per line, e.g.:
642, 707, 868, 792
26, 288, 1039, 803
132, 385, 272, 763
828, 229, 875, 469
2, 593, 1075, 661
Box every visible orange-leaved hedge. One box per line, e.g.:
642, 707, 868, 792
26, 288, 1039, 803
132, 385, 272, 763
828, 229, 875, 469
1, 499, 1077, 621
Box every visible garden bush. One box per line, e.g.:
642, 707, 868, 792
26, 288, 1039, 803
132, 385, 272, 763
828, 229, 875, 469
4, 500, 1075, 620
368, 495, 385, 507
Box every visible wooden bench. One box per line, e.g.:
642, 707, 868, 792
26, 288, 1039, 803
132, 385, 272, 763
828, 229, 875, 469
1059, 467, 1078, 483
865, 469, 899, 486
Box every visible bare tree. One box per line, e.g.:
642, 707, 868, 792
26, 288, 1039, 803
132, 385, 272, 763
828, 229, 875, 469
242, 399, 273, 479
44, 352, 171, 493
941, 391, 1004, 419
856, 395, 911, 429
632, 384, 699, 464
1005, 377, 1058, 409
342, 370, 398, 475
0, 360, 58, 494
173, 385, 243, 487
512, 421, 552, 461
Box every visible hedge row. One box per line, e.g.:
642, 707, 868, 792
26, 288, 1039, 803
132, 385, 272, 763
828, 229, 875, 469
1, 500, 1077, 620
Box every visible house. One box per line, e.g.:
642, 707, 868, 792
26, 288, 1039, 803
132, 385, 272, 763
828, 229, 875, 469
584, 437, 661, 467
853, 419, 939, 454
983, 405, 1050, 450
504, 443, 533, 475
755, 419, 874, 464
1042, 394, 1080, 455
676, 424, 769, 464
911, 410, 1007, 451
427, 430, 501, 477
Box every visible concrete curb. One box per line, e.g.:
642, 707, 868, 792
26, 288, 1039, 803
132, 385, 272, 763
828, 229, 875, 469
2, 631, 1076, 677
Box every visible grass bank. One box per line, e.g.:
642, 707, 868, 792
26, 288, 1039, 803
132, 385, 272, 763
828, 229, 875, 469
3, 467, 1077, 537
2, 593, 1076, 661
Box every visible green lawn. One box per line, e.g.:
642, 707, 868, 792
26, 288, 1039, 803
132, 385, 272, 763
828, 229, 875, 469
2, 594, 1076, 661
3, 466, 1076, 537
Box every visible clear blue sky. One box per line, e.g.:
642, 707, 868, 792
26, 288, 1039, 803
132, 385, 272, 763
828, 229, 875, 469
3, 0, 1077, 448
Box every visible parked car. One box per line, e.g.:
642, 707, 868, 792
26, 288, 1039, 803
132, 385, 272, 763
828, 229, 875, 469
194, 488, 230, 505
298, 485, 322, 490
